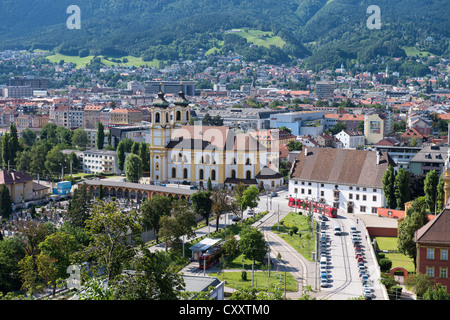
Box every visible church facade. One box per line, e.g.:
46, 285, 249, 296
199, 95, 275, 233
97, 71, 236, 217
145, 88, 283, 190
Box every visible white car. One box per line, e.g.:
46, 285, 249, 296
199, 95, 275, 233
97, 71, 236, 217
334, 226, 342, 235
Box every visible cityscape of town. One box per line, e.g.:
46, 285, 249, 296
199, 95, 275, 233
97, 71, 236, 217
0, 3, 449, 308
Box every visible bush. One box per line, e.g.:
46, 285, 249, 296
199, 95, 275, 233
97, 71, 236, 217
241, 270, 247, 281
389, 286, 403, 300
379, 258, 392, 271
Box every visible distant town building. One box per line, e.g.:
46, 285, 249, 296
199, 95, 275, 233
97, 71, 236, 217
144, 81, 196, 96
315, 81, 335, 100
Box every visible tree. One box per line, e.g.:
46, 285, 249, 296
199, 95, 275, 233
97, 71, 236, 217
330, 122, 346, 135
139, 142, 150, 173
211, 187, 233, 232
382, 165, 396, 209
67, 183, 92, 228
72, 128, 88, 149
397, 197, 429, 268
0, 235, 26, 293
191, 191, 212, 228
286, 140, 303, 151
0, 185, 12, 220
112, 249, 185, 300
394, 168, 410, 210
238, 226, 268, 264
16, 150, 32, 173
1, 132, 11, 169
38, 231, 79, 296
44, 147, 68, 178
232, 183, 247, 226
424, 170, 439, 214
21, 128, 36, 147
422, 283, 450, 300
96, 122, 105, 150
124, 153, 142, 183
131, 141, 140, 155
242, 185, 260, 220
159, 200, 197, 251
436, 174, 445, 213
83, 201, 142, 281
117, 140, 126, 171
8, 123, 19, 165
141, 195, 173, 243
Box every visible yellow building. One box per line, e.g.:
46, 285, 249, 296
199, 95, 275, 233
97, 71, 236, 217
146, 87, 283, 189
0, 170, 49, 203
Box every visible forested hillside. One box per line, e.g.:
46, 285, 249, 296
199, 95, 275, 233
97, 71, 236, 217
0, 0, 448, 70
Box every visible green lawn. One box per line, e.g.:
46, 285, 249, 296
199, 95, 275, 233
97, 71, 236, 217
215, 271, 298, 292
401, 46, 434, 58
375, 237, 415, 272
272, 211, 316, 261
38, 50, 160, 69
225, 28, 286, 48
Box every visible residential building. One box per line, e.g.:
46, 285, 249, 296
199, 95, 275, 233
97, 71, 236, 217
2, 86, 33, 98
335, 130, 365, 149
269, 111, 324, 136
315, 81, 335, 100
49, 105, 84, 129
373, 145, 422, 171
324, 113, 364, 132
110, 125, 151, 148
0, 170, 49, 204
409, 145, 449, 176
289, 147, 396, 214
415, 205, 450, 293
82, 149, 120, 175
83, 105, 105, 129
144, 80, 196, 96
109, 108, 143, 125
364, 113, 386, 144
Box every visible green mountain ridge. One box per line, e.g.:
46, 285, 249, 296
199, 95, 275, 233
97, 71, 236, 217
0, 0, 448, 70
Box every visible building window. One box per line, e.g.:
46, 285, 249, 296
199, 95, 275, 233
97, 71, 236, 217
441, 249, 448, 261
301, 189, 304, 194
246, 170, 251, 180
427, 248, 435, 260
321, 191, 324, 197
439, 268, 448, 279
363, 195, 367, 201
294, 188, 298, 194
172, 168, 176, 178
231, 170, 236, 179
199, 169, 204, 180
183, 168, 188, 179
349, 193, 353, 199
245, 158, 251, 165
373, 195, 377, 202
211, 169, 216, 181
426, 266, 434, 277
356, 194, 360, 200
176, 110, 181, 121
308, 189, 312, 195
371, 207, 378, 214
360, 206, 366, 213
155, 112, 160, 123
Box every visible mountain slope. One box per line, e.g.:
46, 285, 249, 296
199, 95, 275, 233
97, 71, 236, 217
0, 0, 448, 68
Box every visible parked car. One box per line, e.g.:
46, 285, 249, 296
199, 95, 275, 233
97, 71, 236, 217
231, 215, 241, 222
363, 288, 372, 300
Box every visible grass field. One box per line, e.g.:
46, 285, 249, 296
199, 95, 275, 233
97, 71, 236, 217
215, 270, 298, 292
375, 237, 415, 272
271, 211, 316, 262
228, 28, 286, 48
39, 50, 160, 69
401, 46, 434, 58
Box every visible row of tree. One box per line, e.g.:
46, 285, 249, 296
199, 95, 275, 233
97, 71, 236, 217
0, 181, 266, 298
382, 166, 444, 213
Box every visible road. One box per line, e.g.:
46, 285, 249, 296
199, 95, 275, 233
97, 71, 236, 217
155, 188, 387, 300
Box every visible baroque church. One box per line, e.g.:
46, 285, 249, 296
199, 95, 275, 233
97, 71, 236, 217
145, 86, 283, 190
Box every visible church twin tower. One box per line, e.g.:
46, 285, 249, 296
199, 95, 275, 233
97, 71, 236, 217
147, 85, 191, 184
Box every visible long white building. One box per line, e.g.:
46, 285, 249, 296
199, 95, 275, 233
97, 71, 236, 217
289, 147, 395, 214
